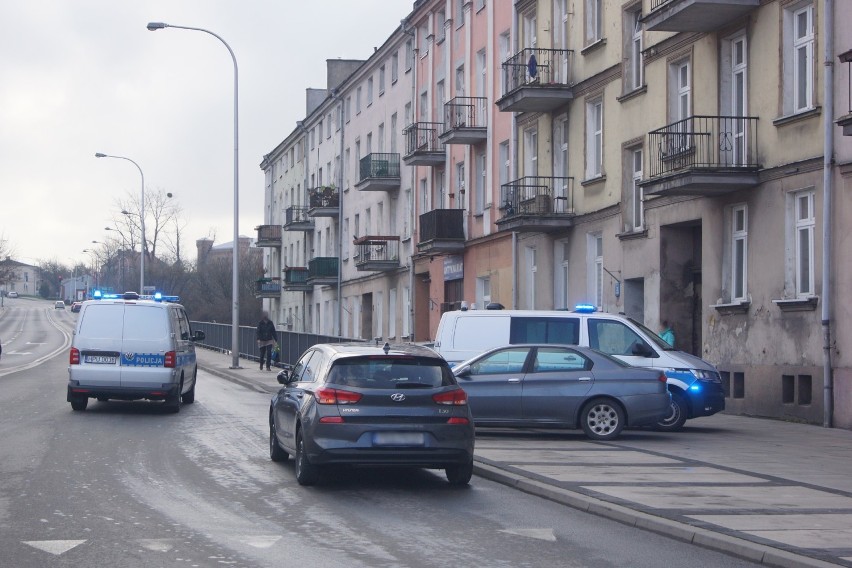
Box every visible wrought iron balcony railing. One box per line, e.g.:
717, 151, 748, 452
308, 257, 339, 280
502, 48, 572, 96
647, 115, 759, 179
444, 97, 488, 130
283, 267, 309, 286
404, 122, 445, 155
284, 205, 313, 227
359, 153, 401, 181
419, 209, 465, 242
500, 176, 574, 217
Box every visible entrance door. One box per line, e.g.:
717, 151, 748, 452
659, 222, 702, 356
361, 292, 373, 340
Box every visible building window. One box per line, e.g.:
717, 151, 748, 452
555, 117, 569, 210
367, 77, 374, 106
625, 7, 643, 91
785, 2, 815, 114
731, 204, 748, 301
476, 49, 487, 97
420, 178, 428, 214
498, 140, 510, 191
455, 0, 464, 27
523, 128, 538, 177
588, 233, 603, 310
670, 59, 691, 123
586, 98, 603, 179
419, 25, 429, 55
525, 247, 537, 309
345, 97, 351, 122
388, 288, 397, 339
390, 113, 398, 153
475, 149, 486, 213
586, 0, 603, 44
454, 162, 464, 207
405, 39, 414, 70
455, 65, 465, 97
379, 65, 386, 95
794, 190, 815, 297
476, 276, 491, 310
630, 148, 643, 231
391, 52, 399, 83
522, 10, 537, 49
499, 31, 511, 94
356, 87, 362, 114
557, 241, 570, 309
318, 120, 323, 144
437, 10, 446, 42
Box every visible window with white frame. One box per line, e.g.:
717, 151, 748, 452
557, 241, 571, 309
525, 247, 537, 309
391, 52, 399, 83
367, 77, 374, 106
454, 162, 464, 206
437, 10, 446, 42
784, 2, 814, 114
379, 66, 386, 95
498, 140, 510, 191
455, 65, 465, 97
390, 113, 398, 153
455, 0, 464, 27
588, 233, 603, 309
586, 98, 603, 179
476, 276, 491, 309
420, 178, 428, 214
587, 0, 603, 44
670, 60, 691, 123
318, 120, 323, 145
631, 148, 643, 231
499, 31, 511, 94
436, 169, 446, 209
405, 39, 414, 70
554, 117, 569, 212
388, 288, 397, 339
345, 97, 351, 122
731, 204, 748, 301
794, 190, 815, 296
476, 49, 487, 97
522, 10, 537, 49
475, 149, 486, 213
356, 87, 362, 114
626, 8, 643, 91
524, 127, 538, 177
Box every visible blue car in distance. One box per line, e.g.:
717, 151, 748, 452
453, 344, 671, 441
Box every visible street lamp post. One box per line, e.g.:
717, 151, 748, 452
95, 153, 145, 293
147, 21, 241, 369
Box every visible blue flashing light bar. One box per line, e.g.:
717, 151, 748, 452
574, 303, 597, 313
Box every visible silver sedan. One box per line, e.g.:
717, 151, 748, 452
453, 344, 671, 441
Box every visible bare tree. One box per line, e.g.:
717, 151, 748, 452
113, 188, 181, 262
0, 233, 18, 291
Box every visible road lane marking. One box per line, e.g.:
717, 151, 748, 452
136, 539, 178, 552
499, 528, 557, 541
22, 540, 87, 555
238, 535, 282, 548
0, 308, 71, 377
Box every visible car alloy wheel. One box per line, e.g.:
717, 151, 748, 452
581, 398, 625, 441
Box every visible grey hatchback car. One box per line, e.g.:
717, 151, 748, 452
269, 343, 475, 486
454, 344, 671, 441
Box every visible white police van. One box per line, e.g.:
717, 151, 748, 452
434, 305, 724, 431
67, 291, 205, 413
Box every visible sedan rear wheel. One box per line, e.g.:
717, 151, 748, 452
294, 430, 320, 486
580, 398, 625, 441
445, 458, 474, 486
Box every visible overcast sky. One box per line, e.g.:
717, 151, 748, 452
0, 0, 412, 267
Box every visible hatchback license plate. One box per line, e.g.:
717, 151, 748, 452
84, 355, 117, 364
373, 432, 425, 446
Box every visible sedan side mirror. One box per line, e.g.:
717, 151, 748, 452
455, 366, 471, 378
277, 364, 294, 385
192, 330, 206, 342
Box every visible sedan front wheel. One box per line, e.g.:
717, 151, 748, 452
580, 398, 625, 441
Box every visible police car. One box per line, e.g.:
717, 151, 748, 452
67, 291, 205, 412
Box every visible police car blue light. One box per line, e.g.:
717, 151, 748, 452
574, 303, 597, 313
689, 384, 702, 392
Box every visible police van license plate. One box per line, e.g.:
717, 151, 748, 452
373, 432, 425, 446
84, 355, 117, 364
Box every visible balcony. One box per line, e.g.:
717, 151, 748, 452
403, 123, 446, 166
440, 97, 488, 145
307, 257, 339, 286
354, 236, 400, 272
355, 153, 401, 191
644, 0, 759, 32
307, 186, 339, 218
497, 48, 573, 113
640, 115, 760, 197
283, 267, 311, 292
255, 224, 282, 248
255, 278, 281, 299
496, 176, 575, 233
283, 206, 314, 231
417, 209, 465, 254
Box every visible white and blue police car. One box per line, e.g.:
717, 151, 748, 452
67, 291, 205, 412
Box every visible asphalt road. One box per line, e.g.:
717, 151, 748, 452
0, 300, 761, 567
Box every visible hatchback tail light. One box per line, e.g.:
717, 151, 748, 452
315, 387, 362, 405
164, 351, 176, 368
70, 347, 80, 365
433, 388, 468, 406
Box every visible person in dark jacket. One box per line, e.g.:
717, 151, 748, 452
256, 312, 277, 371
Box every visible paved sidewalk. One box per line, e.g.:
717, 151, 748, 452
196, 347, 851, 568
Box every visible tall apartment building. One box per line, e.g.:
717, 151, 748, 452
494, 0, 851, 427
258, 0, 852, 428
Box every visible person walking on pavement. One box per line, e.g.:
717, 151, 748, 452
256, 312, 277, 371
659, 320, 675, 348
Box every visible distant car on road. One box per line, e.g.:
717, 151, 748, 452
54, 301, 65, 309
269, 342, 475, 486
8, 291, 18, 298
70, 302, 82, 313
453, 344, 671, 441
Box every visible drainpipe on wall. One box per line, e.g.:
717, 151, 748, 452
403, 19, 417, 341
510, 2, 519, 310
331, 90, 344, 338
298, 121, 309, 334
821, 0, 835, 428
